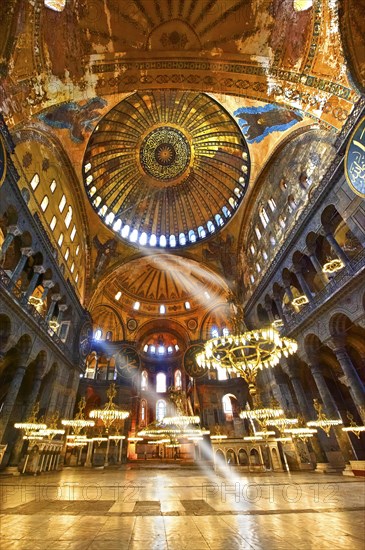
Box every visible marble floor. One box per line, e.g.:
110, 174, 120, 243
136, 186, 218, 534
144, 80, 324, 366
0, 464, 364, 549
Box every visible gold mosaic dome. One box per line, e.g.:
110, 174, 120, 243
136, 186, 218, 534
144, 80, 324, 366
83, 90, 250, 248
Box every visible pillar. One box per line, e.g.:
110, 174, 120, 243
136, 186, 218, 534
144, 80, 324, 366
0, 355, 29, 442
45, 293, 62, 323
0, 225, 22, 262
331, 340, 365, 424
22, 265, 46, 304
308, 250, 329, 285
8, 247, 34, 290
309, 363, 353, 462
41, 280, 55, 300
57, 304, 68, 324
294, 267, 314, 301
323, 229, 350, 266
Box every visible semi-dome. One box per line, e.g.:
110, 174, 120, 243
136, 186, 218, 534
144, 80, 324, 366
83, 90, 250, 249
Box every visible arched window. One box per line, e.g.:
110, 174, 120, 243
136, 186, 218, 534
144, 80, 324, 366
259, 207, 269, 228
250, 244, 255, 255
59, 195, 66, 213
40, 196, 49, 212
64, 248, 70, 261
207, 221, 215, 233
139, 232, 147, 245
70, 225, 76, 241
44, 0, 66, 11
156, 372, 166, 393
65, 206, 72, 228
278, 216, 286, 229
30, 173, 40, 190
50, 180, 57, 193
50, 216, 57, 231
222, 394, 235, 420
174, 369, 182, 389
215, 214, 223, 226
113, 219, 122, 232
262, 250, 268, 260
58, 233, 64, 246
140, 399, 147, 425
160, 235, 167, 247
159, 305, 166, 314
156, 399, 166, 421
222, 206, 231, 218
255, 226, 261, 240
268, 198, 276, 212
94, 328, 102, 340
169, 235, 176, 247
106, 331, 112, 341
134, 301, 140, 310
179, 233, 186, 245
141, 370, 148, 391
198, 226, 206, 238
188, 230, 196, 243
269, 234, 276, 246
150, 233, 157, 246
130, 229, 138, 242
121, 225, 130, 238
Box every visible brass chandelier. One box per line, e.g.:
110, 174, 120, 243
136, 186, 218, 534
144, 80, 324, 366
197, 326, 297, 396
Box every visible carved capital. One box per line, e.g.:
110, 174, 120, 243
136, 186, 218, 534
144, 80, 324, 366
20, 247, 34, 257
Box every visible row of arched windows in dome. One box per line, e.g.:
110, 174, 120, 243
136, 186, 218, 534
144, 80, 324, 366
29, 173, 81, 288
88, 176, 244, 248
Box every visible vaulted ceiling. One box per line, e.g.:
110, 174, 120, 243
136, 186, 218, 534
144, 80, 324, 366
0, 0, 363, 344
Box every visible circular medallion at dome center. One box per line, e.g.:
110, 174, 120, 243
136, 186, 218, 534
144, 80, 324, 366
140, 126, 190, 181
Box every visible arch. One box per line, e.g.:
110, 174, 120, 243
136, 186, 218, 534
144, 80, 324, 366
222, 393, 237, 421
226, 448, 237, 465
215, 449, 226, 465
238, 448, 249, 466
249, 448, 260, 466
271, 447, 281, 469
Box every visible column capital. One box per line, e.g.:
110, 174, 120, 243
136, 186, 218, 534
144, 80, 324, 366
58, 304, 68, 312
7, 225, 22, 237
43, 279, 55, 289
33, 265, 46, 275
51, 293, 62, 302
20, 247, 34, 257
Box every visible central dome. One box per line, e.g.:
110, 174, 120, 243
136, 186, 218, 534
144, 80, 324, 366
83, 90, 250, 249
139, 125, 191, 181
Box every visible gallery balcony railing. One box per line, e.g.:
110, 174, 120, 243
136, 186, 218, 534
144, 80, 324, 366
282, 248, 365, 334
0, 267, 69, 356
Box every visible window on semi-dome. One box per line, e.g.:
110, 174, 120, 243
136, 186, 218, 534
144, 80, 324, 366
75, 245, 80, 256
169, 235, 176, 247
64, 248, 69, 261
70, 225, 76, 241
30, 173, 39, 190
141, 370, 148, 391
184, 301, 191, 310
50, 180, 57, 193
278, 216, 286, 229
268, 198, 276, 212
50, 216, 57, 231
255, 226, 261, 239
217, 365, 228, 381
40, 196, 49, 212
140, 232, 147, 245
188, 230, 196, 243
198, 226, 206, 238
59, 194, 66, 213
259, 207, 269, 228
175, 370, 182, 389
58, 233, 64, 247
150, 234, 157, 246
156, 399, 166, 422
159, 305, 166, 314
134, 301, 140, 311
156, 372, 166, 393
65, 206, 72, 228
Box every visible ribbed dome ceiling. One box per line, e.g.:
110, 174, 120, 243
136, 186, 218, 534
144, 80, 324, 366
83, 90, 250, 248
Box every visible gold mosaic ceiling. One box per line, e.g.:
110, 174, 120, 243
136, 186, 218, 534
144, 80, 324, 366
83, 90, 250, 248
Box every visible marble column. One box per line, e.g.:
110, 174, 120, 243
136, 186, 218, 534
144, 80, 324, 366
308, 250, 329, 285
21, 265, 45, 304
41, 280, 55, 301
57, 303, 68, 324
7, 358, 46, 467
309, 363, 352, 462
45, 293, 62, 323
8, 248, 34, 290
331, 341, 365, 423
294, 268, 314, 301
0, 362, 28, 441
324, 229, 350, 266
0, 225, 22, 263
273, 295, 286, 323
